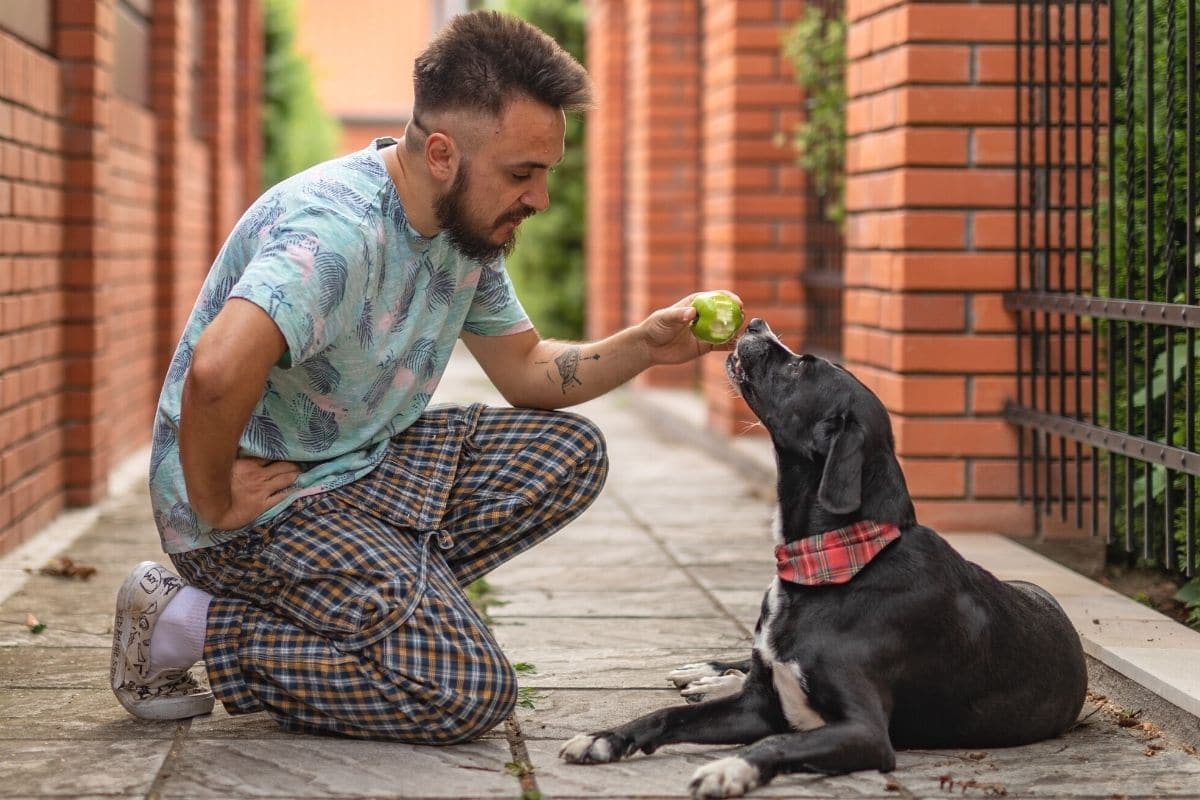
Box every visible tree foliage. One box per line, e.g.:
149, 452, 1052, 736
261, 0, 340, 189
497, 0, 587, 340
782, 7, 847, 227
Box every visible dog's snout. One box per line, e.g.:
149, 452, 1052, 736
746, 318, 768, 334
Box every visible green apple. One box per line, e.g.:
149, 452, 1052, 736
689, 290, 744, 344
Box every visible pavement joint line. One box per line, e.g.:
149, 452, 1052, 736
607, 488, 756, 642
504, 714, 539, 798
143, 718, 192, 800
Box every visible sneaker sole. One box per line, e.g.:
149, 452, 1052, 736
111, 561, 214, 721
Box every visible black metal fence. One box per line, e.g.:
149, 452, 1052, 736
1008, 0, 1198, 575
801, 189, 845, 360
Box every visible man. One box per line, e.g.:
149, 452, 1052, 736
110, 10, 738, 743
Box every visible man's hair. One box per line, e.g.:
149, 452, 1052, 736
413, 10, 593, 119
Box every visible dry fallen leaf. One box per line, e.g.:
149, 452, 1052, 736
1116, 709, 1142, 728
39, 556, 97, 581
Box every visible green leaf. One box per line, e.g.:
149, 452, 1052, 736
1174, 578, 1200, 607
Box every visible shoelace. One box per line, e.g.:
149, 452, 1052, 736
131, 668, 206, 697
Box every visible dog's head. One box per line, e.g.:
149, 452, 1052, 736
727, 319, 914, 526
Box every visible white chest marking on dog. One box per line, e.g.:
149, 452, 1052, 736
754, 578, 827, 732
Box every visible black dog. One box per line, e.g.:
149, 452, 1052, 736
560, 319, 1087, 798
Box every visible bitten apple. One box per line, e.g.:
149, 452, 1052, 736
689, 291, 744, 344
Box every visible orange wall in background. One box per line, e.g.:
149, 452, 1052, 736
294, 0, 435, 153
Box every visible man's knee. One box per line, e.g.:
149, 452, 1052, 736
415, 653, 519, 744
556, 411, 609, 494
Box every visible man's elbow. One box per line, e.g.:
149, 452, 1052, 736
495, 384, 561, 412
183, 348, 237, 408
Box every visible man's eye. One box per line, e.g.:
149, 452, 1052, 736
512, 173, 530, 181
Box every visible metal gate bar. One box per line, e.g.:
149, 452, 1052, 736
1009, 0, 1199, 575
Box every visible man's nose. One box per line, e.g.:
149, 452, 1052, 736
522, 176, 550, 212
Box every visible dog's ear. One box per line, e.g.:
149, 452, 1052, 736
817, 417, 864, 514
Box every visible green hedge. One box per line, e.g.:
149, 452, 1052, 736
497, 0, 587, 341
1104, 0, 1199, 574
261, 0, 340, 189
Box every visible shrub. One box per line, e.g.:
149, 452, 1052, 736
261, 0, 340, 189
781, 6, 847, 227
497, 0, 587, 340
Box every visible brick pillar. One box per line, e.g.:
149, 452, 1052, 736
584, 0, 626, 341
842, 0, 1026, 532
236, 0, 262, 208
58, 0, 114, 506
626, 0, 701, 387
202, 0, 240, 253
700, 0, 808, 433
152, 0, 194, 377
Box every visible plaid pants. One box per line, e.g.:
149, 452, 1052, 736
169, 404, 608, 743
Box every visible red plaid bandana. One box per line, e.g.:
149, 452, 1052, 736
774, 521, 901, 586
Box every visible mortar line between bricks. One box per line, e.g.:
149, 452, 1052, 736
504, 714, 539, 798
143, 717, 192, 800
607, 490, 755, 641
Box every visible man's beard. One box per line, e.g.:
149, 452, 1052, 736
434, 163, 534, 263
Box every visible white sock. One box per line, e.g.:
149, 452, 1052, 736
149, 585, 211, 673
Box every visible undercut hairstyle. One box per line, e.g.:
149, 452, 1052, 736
413, 10, 593, 120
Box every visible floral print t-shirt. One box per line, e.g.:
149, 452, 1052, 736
149, 139, 533, 553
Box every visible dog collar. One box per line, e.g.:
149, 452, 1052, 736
775, 521, 901, 586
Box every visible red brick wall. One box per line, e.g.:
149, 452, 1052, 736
626, 0, 703, 387
1, 27, 68, 545
584, 0, 625, 341
0, 0, 261, 556
584, 0, 1084, 533
700, 0, 809, 432
841, 0, 1028, 532
108, 99, 159, 466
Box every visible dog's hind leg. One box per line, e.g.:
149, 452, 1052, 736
680, 671, 747, 704
560, 675, 786, 765
668, 659, 753, 688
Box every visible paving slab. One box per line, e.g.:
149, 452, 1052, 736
0, 740, 174, 797
0, 646, 110, 689
0, 688, 177, 740
158, 737, 521, 798
524, 739, 898, 799
489, 588, 722, 619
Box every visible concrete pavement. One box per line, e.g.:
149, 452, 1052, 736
1, 346, 1199, 798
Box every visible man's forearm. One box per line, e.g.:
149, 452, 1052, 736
524, 327, 653, 407
177, 299, 287, 526
178, 367, 257, 524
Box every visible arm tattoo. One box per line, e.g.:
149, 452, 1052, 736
539, 347, 600, 394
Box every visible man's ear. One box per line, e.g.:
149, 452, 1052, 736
424, 131, 458, 181
817, 418, 864, 514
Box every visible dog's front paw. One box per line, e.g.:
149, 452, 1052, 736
668, 662, 721, 688
559, 732, 626, 764
689, 757, 760, 799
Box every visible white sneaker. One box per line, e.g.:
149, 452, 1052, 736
110, 561, 215, 720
